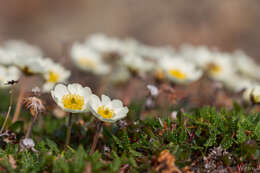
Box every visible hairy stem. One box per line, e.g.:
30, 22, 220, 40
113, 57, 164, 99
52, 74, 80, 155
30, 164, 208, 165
65, 113, 73, 147
25, 113, 38, 139
90, 120, 103, 155
12, 76, 26, 123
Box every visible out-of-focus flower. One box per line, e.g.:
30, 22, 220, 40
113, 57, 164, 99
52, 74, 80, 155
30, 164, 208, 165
13, 56, 47, 75
3, 40, 43, 58
23, 97, 45, 116
250, 86, 260, 104
86, 33, 124, 54
88, 94, 128, 123
109, 67, 130, 84
42, 59, 71, 92
242, 87, 254, 103
51, 83, 92, 113
71, 43, 111, 75
159, 57, 202, 84
121, 53, 154, 75
0, 48, 15, 65
0, 66, 21, 88
233, 50, 260, 80
204, 53, 235, 81
180, 44, 213, 68
138, 45, 175, 59
221, 74, 255, 92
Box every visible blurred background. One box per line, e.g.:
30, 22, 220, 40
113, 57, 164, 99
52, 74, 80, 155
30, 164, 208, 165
0, 0, 260, 62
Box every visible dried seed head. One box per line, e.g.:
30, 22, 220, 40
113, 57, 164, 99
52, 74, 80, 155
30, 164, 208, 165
23, 97, 45, 116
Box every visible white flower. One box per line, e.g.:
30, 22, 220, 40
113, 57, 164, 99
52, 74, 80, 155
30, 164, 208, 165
0, 66, 21, 88
0, 48, 14, 65
42, 59, 71, 92
71, 43, 111, 75
109, 66, 130, 84
121, 53, 155, 74
204, 53, 235, 81
251, 86, 260, 104
86, 33, 123, 54
138, 45, 175, 59
13, 56, 47, 75
3, 40, 42, 58
180, 44, 213, 68
88, 94, 128, 123
159, 56, 202, 84
242, 87, 254, 103
221, 74, 255, 92
51, 83, 92, 113
233, 50, 260, 80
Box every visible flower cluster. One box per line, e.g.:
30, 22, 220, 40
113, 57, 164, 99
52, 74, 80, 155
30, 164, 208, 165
51, 83, 128, 123
70, 33, 260, 103
0, 40, 71, 92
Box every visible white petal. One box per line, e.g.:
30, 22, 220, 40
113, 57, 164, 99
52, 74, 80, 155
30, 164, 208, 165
53, 84, 68, 99
89, 94, 101, 111
68, 83, 83, 94
111, 99, 123, 109
101, 95, 111, 105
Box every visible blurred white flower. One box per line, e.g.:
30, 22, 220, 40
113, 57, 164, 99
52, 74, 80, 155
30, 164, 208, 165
159, 56, 202, 84
180, 44, 213, 68
242, 87, 254, 103
221, 74, 255, 92
233, 50, 260, 80
251, 86, 260, 104
86, 33, 123, 54
71, 43, 111, 75
88, 94, 128, 123
0, 66, 21, 88
0, 48, 14, 65
109, 66, 130, 84
51, 83, 92, 113
3, 40, 42, 58
138, 45, 175, 59
42, 59, 71, 92
204, 53, 235, 81
13, 56, 47, 75
121, 53, 155, 75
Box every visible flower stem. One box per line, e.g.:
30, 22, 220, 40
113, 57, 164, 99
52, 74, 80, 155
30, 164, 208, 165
65, 113, 73, 148
0, 85, 14, 133
25, 113, 38, 138
12, 76, 26, 123
90, 120, 103, 155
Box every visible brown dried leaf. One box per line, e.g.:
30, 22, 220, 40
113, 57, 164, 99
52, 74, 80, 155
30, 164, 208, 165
155, 150, 182, 173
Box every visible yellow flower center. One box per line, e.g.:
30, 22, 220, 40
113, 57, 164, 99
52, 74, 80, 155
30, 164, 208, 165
207, 63, 221, 74
168, 69, 187, 79
48, 71, 59, 83
62, 94, 84, 110
78, 57, 96, 69
97, 105, 114, 119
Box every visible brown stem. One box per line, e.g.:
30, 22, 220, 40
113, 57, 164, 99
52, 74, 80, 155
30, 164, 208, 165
25, 114, 38, 138
65, 113, 73, 148
90, 120, 103, 155
0, 85, 14, 133
12, 76, 26, 123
